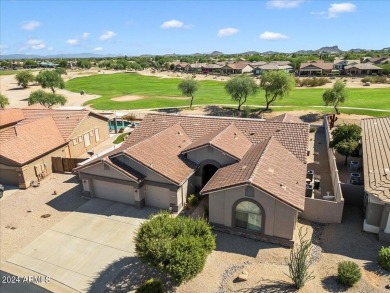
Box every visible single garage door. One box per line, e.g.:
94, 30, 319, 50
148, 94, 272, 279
93, 180, 135, 205
145, 185, 171, 209
0, 169, 19, 185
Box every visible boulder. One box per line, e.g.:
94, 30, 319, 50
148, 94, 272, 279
238, 270, 249, 281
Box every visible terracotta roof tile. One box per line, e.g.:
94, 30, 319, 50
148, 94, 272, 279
126, 114, 309, 163
300, 62, 333, 70
362, 117, 390, 202
270, 113, 303, 124
183, 123, 252, 160
0, 126, 17, 143
119, 123, 197, 185
201, 137, 306, 211
22, 108, 108, 140
0, 109, 25, 127
0, 117, 66, 165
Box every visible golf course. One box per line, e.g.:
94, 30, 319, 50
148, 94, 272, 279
65, 73, 390, 116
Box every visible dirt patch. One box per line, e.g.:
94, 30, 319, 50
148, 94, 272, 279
111, 95, 188, 102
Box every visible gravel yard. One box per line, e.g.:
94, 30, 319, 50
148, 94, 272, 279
0, 173, 87, 261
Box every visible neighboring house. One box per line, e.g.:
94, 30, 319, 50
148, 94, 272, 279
0, 116, 68, 188
221, 62, 253, 75
75, 113, 309, 246
253, 63, 293, 76
187, 63, 207, 73
362, 57, 389, 64
333, 58, 361, 71
202, 64, 223, 74
22, 107, 110, 158
344, 63, 383, 75
299, 60, 334, 76
361, 117, 390, 243
0, 107, 110, 188
174, 62, 188, 71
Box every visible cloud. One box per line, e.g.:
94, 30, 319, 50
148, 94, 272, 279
217, 27, 239, 38
21, 20, 41, 31
94, 47, 103, 51
259, 31, 288, 40
267, 0, 304, 9
66, 39, 79, 45
160, 19, 191, 29
22, 39, 46, 50
328, 3, 356, 18
0, 44, 8, 50
47, 47, 54, 51
82, 32, 90, 39
99, 30, 117, 40
312, 2, 356, 18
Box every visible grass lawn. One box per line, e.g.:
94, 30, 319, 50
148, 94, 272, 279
0, 70, 21, 76
65, 73, 390, 116
113, 132, 130, 144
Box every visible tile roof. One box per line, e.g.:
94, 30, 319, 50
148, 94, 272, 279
361, 117, 390, 202
344, 63, 383, 70
0, 117, 66, 165
201, 137, 306, 211
0, 109, 25, 127
118, 123, 198, 185
182, 123, 252, 160
125, 114, 309, 163
0, 126, 17, 143
224, 62, 252, 70
269, 113, 303, 124
300, 62, 333, 71
21, 107, 109, 140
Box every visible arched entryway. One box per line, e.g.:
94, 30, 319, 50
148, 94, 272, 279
202, 164, 218, 187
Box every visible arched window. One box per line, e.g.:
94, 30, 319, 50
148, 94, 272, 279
235, 201, 262, 232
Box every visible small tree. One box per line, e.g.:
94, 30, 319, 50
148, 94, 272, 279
55, 67, 67, 76
15, 71, 35, 88
337, 261, 361, 286
260, 70, 295, 111
329, 123, 361, 165
178, 78, 198, 107
322, 80, 347, 114
225, 75, 258, 111
135, 212, 215, 284
35, 70, 65, 93
28, 90, 67, 108
0, 94, 10, 109
286, 227, 314, 289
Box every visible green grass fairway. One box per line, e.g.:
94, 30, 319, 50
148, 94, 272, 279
65, 73, 390, 116
0, 70, 21, 76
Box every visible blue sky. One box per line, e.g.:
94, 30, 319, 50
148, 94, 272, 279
1, 0, 389, 56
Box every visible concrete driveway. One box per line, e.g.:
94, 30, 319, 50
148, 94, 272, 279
6, 199, 158, 292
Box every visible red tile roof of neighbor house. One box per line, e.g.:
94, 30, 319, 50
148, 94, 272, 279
0, 109, 25, 127
182, 123, 252, 160
0, 117, 66, 165
225, 62, 251, 70
125, 114, 309, 163
116, 123, 198, 185
21, 107, 109, 140
361, 117, 390, 202
300, 62, 334, 71
269, 113, 303, 124
200, 137, 307, 211
0, 126, 17, 143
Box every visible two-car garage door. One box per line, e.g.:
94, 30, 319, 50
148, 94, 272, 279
93, 180, 135, 205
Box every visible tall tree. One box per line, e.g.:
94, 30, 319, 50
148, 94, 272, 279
330, 123, 362, 165
35, 70, 65, 93
260, 70, 295, 111
0, 94, 9, 109
225, 75, 258, 111
322, 80, 347, 115
15, 71, 35, 88
178, 78, 198, 107
28, 90, 67, 108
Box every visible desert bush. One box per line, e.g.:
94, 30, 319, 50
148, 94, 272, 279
310, 126, 317, 133
286, 227, 314, 289
187, 194, 199, 207
379, 246, 390, 271
337, 261, 361, 286
242, 105, 251, 118
298, 77, 330, 87
361, 76, 388, 84
135, 212, 215, 284
136, 278, 164, 293
123, 113, 137, 121
15, 71, 35, 88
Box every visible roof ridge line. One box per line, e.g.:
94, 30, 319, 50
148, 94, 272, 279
210, 123, 234, 144
247, 136, 273, 183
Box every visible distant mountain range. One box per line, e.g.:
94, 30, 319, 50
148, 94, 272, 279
0, 46, 389, 60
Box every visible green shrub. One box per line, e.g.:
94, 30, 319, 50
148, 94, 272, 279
135, 212, 215, 284
298, 77, 330, 87
242, 105, 251, 118
187, 194, 199, 207
379, 246, 390, 270
361, 76, 388, 84
310, 126, 317, 133
337, 261, 361, 286
136, 278, 164, 293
